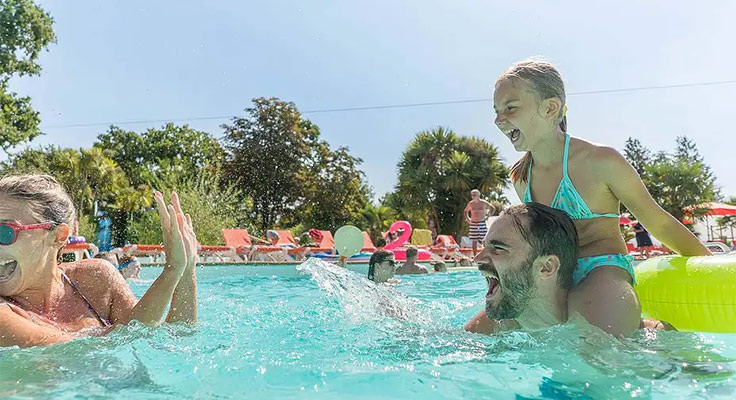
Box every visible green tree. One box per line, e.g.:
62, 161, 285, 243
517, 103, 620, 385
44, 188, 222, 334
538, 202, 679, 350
128, 171, 248, 246
223, 97, 354, 231
2, 145, 135, 220
644, 136, 718, 222
95, 123, 224, 187
0, 0, 55, 151
294, 146, 371, 231
355, 202, 396, 244
391, 126, 509, 239
623, 137, 651, 177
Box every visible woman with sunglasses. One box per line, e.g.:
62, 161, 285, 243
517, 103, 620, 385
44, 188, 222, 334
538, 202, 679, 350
0, 174, 198, 348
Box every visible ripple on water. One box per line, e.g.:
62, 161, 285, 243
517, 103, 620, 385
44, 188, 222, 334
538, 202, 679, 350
1, 259, 734, 399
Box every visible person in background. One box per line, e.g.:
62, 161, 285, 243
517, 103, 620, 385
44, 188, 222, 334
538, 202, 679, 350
633, 222, 653, 259
93, 252, 141, 280
117, 255, 141, 280
394, 246, 428, 275
427, 219, 438, 245
367, 250, 399, 284
464, 189, 496, 256
433, 261, 448, 273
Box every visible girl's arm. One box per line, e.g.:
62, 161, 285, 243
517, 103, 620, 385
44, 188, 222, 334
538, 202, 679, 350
600, 148, 709, 256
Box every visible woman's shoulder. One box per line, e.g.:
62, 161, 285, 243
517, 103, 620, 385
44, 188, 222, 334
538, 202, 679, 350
61, 258, 119, 286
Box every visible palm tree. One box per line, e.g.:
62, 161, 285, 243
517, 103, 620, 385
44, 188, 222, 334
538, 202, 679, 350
392, 127, 510, 239
357, 203, 396, 243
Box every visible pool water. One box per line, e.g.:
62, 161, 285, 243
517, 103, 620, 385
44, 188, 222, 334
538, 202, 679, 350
1, 259, 735, 399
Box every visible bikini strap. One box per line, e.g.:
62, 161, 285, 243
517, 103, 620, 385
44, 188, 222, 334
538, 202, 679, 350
562, 133, 571, 177
61, 271, 111, 327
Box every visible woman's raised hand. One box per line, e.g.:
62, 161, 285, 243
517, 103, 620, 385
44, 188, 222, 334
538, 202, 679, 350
154, 192, 196, 275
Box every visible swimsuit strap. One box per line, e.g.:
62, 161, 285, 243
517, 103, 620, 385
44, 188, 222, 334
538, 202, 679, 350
61, 271, 111, 327
562, 133, 571, 177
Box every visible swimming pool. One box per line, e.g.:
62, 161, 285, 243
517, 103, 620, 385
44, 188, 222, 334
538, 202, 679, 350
1, 259, 735, 399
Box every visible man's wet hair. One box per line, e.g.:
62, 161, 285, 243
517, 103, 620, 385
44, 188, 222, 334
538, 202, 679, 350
405, 246, 418, 258
501, 202, 578, 289
368, 249, 393, 280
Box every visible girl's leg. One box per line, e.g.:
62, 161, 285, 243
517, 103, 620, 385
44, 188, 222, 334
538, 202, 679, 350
568, 265, 641, 337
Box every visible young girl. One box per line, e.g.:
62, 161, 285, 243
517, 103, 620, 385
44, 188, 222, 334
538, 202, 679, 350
466, 59, 709, 336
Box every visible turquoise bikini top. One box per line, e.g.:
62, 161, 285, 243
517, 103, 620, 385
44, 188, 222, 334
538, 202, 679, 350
523, 134, 619, 220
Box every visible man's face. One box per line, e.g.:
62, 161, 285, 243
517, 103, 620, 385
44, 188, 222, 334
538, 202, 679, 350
474, 215, 538, 320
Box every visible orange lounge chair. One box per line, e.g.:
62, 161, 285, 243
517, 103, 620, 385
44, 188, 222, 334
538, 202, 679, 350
123, 244, 166, 260
317, 230, 335, 248
274, 230, 310, 260
61, 242, 98, 261
199, 245, 241, 263
222, 228, 284, 262
361, 231, 376, 253
303, 230, 335, 254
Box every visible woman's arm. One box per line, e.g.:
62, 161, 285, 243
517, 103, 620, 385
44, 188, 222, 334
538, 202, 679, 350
600, 148, 709, 256
0, 305, 76, 348
120, 194, 192, 326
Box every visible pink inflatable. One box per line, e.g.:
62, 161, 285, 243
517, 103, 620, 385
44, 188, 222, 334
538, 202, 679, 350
384, 221, 412, 250
383, 221, 431, 261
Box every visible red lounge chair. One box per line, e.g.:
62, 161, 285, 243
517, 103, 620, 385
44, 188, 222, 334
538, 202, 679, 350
303, 230, 335, 255
199, 245, 240, 263
61, 242, 98, 261
222, 229, 283, 262
361, 232, 377, 253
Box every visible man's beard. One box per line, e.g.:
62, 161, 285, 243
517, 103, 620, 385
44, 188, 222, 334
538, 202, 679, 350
485, 252, 537, 320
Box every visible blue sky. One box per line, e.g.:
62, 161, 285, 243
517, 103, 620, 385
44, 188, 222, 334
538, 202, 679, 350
8, 1, 735, 203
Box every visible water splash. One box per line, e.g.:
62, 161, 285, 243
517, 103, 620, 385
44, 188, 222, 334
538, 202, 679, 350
296, 258, 440, 327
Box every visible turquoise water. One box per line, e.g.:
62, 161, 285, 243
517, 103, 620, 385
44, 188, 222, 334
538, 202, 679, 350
1, 259, 735, 399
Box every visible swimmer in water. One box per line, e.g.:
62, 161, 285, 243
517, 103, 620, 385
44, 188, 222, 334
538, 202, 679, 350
367, 250, 400, 284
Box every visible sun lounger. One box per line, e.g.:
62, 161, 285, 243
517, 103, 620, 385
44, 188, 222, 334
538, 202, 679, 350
362, 231, 377, 253
302, 230, 335, 255
61, 242, 98, 261
222, 228, 284, 262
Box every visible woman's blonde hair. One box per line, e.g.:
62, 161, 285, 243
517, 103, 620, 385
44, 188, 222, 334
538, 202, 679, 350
496, 59, 567, 183
0, 174, 76, 225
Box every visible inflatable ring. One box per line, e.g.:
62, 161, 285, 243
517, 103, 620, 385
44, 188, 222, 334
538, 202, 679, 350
635, 255, 736, 333
384, 221, 412, 250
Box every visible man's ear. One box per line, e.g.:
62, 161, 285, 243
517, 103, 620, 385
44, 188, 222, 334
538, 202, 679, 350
54, 223, 70, 246
537, 254, 561, 280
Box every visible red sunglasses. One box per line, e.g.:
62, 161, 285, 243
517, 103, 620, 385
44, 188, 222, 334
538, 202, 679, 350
0, 222, 58, 245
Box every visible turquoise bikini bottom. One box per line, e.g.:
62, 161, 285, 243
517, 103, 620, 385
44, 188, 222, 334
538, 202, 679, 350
574, 254, 635, 286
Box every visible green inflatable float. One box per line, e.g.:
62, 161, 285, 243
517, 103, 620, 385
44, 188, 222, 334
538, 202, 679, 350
635, 254, 736, 333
